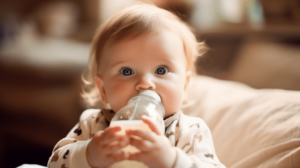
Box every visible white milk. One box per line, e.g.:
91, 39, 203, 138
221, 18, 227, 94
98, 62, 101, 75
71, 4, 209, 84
109, 120, 151, 168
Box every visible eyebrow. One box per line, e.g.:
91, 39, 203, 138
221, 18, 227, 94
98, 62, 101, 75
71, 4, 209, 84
110, 61, 127, 68
160, 57, 178, 65
110, 56, 176, 68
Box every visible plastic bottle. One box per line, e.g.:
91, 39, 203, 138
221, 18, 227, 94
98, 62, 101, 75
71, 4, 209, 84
109, 90, 165, 168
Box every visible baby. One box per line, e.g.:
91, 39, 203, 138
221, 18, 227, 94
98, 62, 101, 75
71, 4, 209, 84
48, 4, 226, 168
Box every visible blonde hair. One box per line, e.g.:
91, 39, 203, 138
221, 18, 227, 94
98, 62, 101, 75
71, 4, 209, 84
82, 3, 206, 108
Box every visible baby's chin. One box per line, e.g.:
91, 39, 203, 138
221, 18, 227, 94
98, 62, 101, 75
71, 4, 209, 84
164, 111, 178, 119
109, 102, 126, 113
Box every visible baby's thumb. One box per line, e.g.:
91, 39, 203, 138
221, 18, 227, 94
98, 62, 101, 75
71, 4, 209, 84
141, 115, 163, 135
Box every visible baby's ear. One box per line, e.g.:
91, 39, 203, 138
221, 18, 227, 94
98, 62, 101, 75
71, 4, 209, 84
94, 74, 108, 104
184, 71, 192, 90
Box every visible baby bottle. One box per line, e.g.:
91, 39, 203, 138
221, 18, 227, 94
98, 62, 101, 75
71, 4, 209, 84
109, 90, 165, 168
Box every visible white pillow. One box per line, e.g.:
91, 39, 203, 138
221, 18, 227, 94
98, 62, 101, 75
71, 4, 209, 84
183, 76, 300, 168
17, 164, 47, 168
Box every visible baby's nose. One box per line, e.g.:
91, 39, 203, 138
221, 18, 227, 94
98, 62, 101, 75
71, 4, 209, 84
135, 74, 156, 91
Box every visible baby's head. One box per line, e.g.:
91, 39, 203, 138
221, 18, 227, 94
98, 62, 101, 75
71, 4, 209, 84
83, 4, 206, 118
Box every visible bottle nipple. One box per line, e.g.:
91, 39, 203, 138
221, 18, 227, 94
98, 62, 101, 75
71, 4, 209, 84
139, 90, 161, 102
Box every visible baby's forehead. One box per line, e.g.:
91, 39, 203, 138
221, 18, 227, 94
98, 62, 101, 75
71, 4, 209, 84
107, 29, 184, 49
100, 32, 187, 75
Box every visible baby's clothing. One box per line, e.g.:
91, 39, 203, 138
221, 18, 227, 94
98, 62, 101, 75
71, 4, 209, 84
48, 109, 226, 168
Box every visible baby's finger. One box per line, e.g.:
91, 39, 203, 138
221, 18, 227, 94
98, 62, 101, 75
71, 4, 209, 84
106, 125, 123, 132
129, 136, 154, 152
102, 137, 128, 154
101, 133, 127, 146
101, 127, 125, 145
141, 116, 163, 135
126, 129, 156, 142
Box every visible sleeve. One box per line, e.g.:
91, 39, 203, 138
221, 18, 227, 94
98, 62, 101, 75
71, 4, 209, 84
172, 115, 226, 168
47, 109, 108, 168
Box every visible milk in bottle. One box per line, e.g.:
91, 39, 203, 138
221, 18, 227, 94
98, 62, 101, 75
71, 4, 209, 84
109, 90, 165, 168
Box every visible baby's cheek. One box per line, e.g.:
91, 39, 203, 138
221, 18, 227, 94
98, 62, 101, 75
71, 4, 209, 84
106, 83, 132, 112
162, 87, 184, 117
108, 96, 128, 113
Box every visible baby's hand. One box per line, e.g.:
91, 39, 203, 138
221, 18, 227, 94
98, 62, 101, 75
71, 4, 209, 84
87, 126, 129, 168
126, 116, 177, 168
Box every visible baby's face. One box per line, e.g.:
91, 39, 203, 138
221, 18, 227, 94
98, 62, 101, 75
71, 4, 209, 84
96, 29, 188, 118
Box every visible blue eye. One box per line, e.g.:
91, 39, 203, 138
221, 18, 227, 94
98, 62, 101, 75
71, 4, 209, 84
156, 66, 169, 75
120, 67, 134, 76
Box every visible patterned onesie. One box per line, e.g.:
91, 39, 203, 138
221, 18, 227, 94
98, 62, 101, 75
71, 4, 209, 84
48, 109, 226, 168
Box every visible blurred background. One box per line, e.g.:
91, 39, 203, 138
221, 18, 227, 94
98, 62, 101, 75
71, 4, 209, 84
0, 0, 299, 167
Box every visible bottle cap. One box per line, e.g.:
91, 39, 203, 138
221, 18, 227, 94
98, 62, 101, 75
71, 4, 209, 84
139, 90, 161, 102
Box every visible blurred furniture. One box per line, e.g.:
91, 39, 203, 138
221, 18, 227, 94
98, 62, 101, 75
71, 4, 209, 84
193, 0, 300, 85
0, 25, 89, 168
229, 37, 300, 90
183, 75, 300, 168
0, 61, 85, 168
2, 0, 99, 34
196, 23, 300, 81
0, 1, 97, 167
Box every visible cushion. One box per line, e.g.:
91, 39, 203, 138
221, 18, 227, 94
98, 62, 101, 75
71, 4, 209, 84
182, 75, 300, 168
